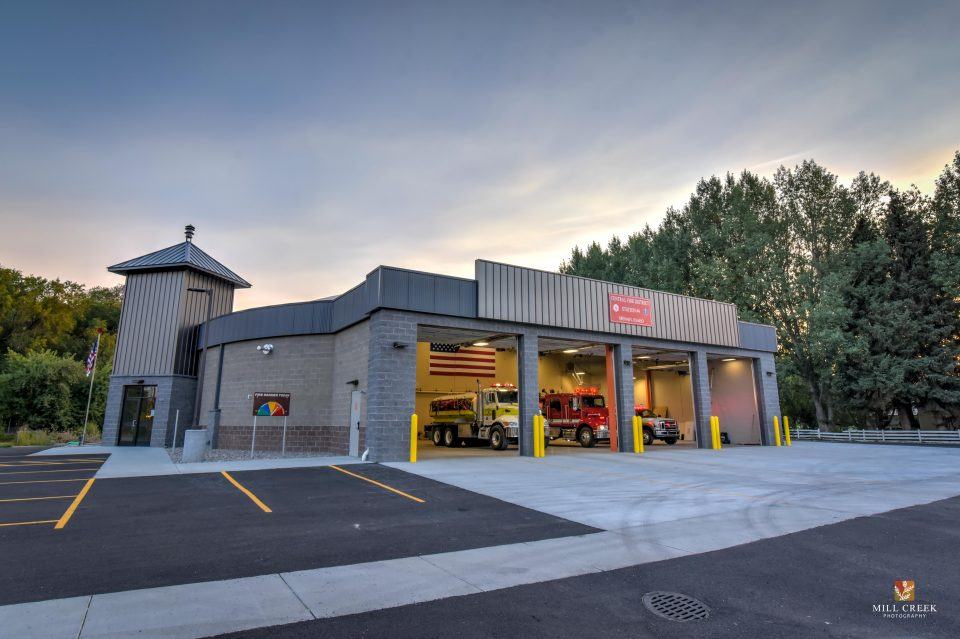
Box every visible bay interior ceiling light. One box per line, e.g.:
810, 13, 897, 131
721, 357, 737, 362
636, 355, 652, 360
472, 341, 490, 346
562, 348, 579, 354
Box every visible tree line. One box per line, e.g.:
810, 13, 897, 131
0, 267, 122, 433
562, 152, 960, 430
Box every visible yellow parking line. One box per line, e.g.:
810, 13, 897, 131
0, 461, 104, 468
55, 478, 96, 529
0, 519, 59, 528
0, 478, 89, 486
0, 468, 100, 476
329, 465, 425, 503
221, 471, 272, 513
0, 495, 76, 503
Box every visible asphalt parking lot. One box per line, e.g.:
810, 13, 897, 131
221, 494, 960, 639
0, 454, 595, 605
0, 450, 107, 532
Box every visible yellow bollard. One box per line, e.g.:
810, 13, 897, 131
783, 416, 792, 446
410, 414, 418, 463
541, 415, 547, 457
633, 415, 643, 454
711, 416, 722, 450
533, 415, 542, 458
540, 415, 547, 456
773, 416, 782, 446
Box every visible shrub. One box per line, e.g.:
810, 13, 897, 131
0, 350, 85, 431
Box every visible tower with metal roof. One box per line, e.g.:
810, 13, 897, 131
102, 226, 250, 448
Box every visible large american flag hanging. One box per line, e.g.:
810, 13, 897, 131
429, 343, 496, 377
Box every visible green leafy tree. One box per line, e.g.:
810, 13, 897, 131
0, 350, 86, 431
560, 154, 960, 428
0, 266, 122, 433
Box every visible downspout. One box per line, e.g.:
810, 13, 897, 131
210, 345, 225, 448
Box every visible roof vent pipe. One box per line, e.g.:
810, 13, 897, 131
184, 224, 196, 242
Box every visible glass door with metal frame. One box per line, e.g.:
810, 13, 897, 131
118, 385, 157, 446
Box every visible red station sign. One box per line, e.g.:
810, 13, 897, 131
608, 293, 653, 326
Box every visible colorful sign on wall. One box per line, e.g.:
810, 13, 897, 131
608, 293, 653, 326
252, 392, 291, 416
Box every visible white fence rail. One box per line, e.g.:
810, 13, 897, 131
791, 428, 960, 445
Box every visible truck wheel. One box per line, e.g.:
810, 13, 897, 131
664, 437, 678, 445
490, 426, 507, 450
577, 426, 596, 448
642, 428, 654, 447
443, 426, 459, 447
431, 428, 443, 447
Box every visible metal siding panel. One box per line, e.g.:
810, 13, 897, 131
512, 266, 521, 322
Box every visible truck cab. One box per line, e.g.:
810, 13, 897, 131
542, 390, 609, 447
635, 407, 680, 445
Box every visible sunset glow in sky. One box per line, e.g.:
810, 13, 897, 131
2, 1, 959, 309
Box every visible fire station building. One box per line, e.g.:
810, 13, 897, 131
102, 228, 781, 461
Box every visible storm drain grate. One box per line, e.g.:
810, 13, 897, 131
642, 591, 711, 622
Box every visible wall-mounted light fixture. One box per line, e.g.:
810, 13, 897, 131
766, 370, 774, 377
623, 359, 631, 366
346, 379, 359, 386
257, 344, 274, 355
392, 342, 407, 349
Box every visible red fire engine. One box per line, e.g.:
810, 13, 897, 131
540, 387, 609, 447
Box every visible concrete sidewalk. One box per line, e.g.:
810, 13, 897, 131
31, 445, 363, 478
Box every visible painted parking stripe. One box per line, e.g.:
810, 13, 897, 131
54, 478, 96, 529
0, 478, 90, 486
0, 462, 104, 470
221, 471, 272, 513
0, 495, 76, 503
329, 465, 425, 503
0, 468, 100, 476
0, 519, 59, 528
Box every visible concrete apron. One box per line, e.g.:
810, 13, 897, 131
6, 442, 960, 638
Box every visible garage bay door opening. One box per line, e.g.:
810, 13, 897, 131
632, 347, 695, 447
415, 326, 521, 459
707, 354, 763, 445
537, 338, 618, 453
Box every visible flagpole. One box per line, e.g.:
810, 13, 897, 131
80, 330, 102, 447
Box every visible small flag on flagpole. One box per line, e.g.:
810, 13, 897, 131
84, 328, 104, 377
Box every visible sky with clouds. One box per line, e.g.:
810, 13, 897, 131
2, 0, 959, 309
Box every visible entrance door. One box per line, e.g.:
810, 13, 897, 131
348, 390, 364, 456
118, 385, 157, 446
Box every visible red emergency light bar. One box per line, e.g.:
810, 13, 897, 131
573, 386, 599, 395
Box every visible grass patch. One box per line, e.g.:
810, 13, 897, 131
2, 424, 101, 447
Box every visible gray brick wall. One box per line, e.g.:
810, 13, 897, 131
688, 349, 712, 448
612, 340, 635, 452
197, 334, 339, 452
331, 321, 370, 453
754, 353, 782, 444
517, 331, 539, 457
364, 311, 417, 462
